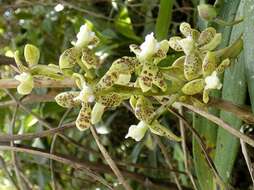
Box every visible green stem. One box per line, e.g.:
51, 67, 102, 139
215, 35, 243, 61
155, 0, 174, 40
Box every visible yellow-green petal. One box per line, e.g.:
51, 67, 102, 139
181, 78, 204, 95
76, 104, 92, 131
55, 91, 81, 108
24, 44, 40, 66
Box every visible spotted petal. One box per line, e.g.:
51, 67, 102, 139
76, 103, 92, 131
55, 91, 81, 108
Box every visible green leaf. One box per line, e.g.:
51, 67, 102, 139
155, 0, 174, 40
114, 7, 140, 41
193, 1, 241, 189
214, 1, 246, 184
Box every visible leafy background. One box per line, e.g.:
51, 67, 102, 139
0, 0, 253, 190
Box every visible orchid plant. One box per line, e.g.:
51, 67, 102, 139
13, 22, 242, 142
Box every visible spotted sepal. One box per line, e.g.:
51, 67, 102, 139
184, 53, 202, 81
76, 103, 92, 131
55, 91, 81, 108
181, 79, 204, 95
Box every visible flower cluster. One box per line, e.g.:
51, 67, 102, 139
168, 22, 231, 103
14, 44, 63, 95
14, 22, 240, 143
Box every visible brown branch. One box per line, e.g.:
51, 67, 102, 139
0, 145, 113, 189
208, 98, 254, 124
155, 136, 183, 190
0, 145, 193, 190
178, 107, 198, 190
0, 78, 76, 89
168, 108, 226, 189
178, 102, 254, 147
0, 122, 75, 142
90, 125, 133, 190
0, 55, 16, 66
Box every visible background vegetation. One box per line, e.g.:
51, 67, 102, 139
0, 0, 253, 190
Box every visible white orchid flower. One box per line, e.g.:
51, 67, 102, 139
125, 121, 149, 141
15, 72, 34, 95
204, 71, 222, 90
74, 82, 95, 103
75, 24, 95, 48
138, 33, 159, 61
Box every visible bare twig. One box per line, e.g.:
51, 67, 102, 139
0, 78, 76, 89
0, 155, 20, 189
9, 105, 27, 190
177, 102, 254, 147
3, 89, 98, 155
178, 107, 198, 190
90, 125, 133, 190
0, 92, 56, 107
0, 122, 75, 142
168, 108, 226, 189
0, 145, 113, 189
50, 108, 72, 190
240, 126, 254, 186
155, 136, 183, 190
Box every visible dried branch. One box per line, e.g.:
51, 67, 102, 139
90, 125, 133, 190
50, 108, 72, 190
0, 78, 76, 89
168, 108, 226, 189
179, 107, 198, 190
240, 126, 254, 186
155, 136, 183, 190
178, 102, 254, 147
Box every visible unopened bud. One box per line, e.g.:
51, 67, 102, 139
24, 44, 40, 66
198, 4, 217, 21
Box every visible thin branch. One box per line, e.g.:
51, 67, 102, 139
155, 136, 183, 190
3, 89, 98, 155
0, 78, 76, 89
9, 105, 27, 190
178, 102, 254, 147
90, 125, 133, 190
240, 126, 254, 186
0, 155, 20, 189
178, 107, 198, 190
0, 92, 56, 107
0, 145, 192, 190
208, 98, 254, 124
50, 108, 72, 190
168, 108, 226, 189
0, 145, 113, 189
0, 122, 75, 142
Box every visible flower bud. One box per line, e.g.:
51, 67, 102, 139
15, 72, 34, 95
198, 4, 217, 21
24, 44, 40, 66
